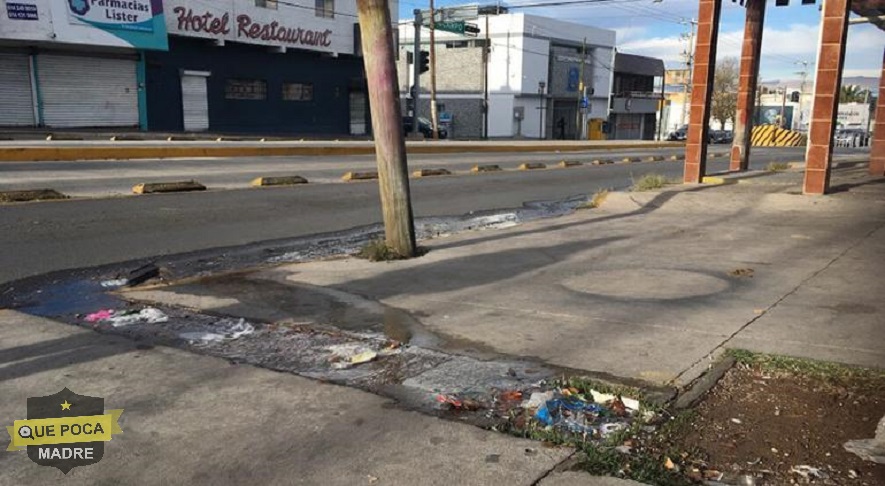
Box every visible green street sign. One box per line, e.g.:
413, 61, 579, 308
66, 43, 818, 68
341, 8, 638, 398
433, 20, 465, 34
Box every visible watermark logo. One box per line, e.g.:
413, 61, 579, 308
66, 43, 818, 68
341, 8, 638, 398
6, 388, 123, 473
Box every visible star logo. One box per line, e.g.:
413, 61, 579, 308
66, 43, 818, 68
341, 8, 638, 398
60, 400, 72, 411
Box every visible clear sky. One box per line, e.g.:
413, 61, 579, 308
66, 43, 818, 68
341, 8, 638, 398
396, 0, 884, 84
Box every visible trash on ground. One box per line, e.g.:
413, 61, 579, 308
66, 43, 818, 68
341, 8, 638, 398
85, 309, 115, 322
100, 279, 128, 288
526, 388, 645, 438
664, 456, 676, 470
84, 307, 169, 326
179, 318, 255, 344
844, 414, 885, 465
790, 465, 828, 480
436, 394, 483, 411
731, 418, 742, 424
326, 342, 398, 369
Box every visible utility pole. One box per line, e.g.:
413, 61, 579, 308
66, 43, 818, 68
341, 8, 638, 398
483, 14, 490, 140
428, 0, 439, 139
411, 9, 422, 136
575, 37, 586, 140
679, 19, 697, 127
357, 0, 416, 257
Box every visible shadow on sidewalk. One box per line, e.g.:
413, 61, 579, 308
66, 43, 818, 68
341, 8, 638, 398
0, 332, 137, 382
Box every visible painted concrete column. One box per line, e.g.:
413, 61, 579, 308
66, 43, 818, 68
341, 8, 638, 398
730, 0, 766, 172
803, 0, 851, 195
870, 47, 885, 177
684, 0, 722, 183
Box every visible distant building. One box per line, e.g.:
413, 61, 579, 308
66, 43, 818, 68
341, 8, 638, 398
397, 12, 616, 139
609, 53, 665, 140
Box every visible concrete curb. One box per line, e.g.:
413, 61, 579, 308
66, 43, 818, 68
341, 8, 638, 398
0, 141, 685, 162
132, 181, 207, 194
621, 157, 640, 163
412, 168, 452, 177
0, 188, 68, 203
701, 176, 737, 185
342, 171, 379, 181
519, 162, 547, 170
251, 176, 308, 187
591, 159, 614, 165
669, 155, 684, 161
558, 160, 582, 168
673, 355, 736, 410
471, 164, 502, 173
646, 155, 665, 162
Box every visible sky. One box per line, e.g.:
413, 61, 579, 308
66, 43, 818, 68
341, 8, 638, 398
396, 0, 885, 84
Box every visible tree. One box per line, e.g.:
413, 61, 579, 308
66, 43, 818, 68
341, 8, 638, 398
840, 84, 868, 103
711, 57, 738, 130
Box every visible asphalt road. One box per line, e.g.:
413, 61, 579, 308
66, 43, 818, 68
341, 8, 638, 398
0, 146, 868, 284
0, 146, 806, 197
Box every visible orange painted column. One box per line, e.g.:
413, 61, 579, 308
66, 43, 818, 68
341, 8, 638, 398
730, 0, 766, 172
870, 47, 885, 177
684, 0, 722, 183
803, 0, 850, 195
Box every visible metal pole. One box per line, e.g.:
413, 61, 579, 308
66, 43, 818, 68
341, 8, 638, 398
429, 0, 439, 139
575, 38, 585, 140
483, 14, 490, 140
412, 9, 422, 135
538, 82, 545, 139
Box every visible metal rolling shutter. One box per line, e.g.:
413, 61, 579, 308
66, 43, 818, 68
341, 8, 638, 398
180, 74, 209, 132
0, 53, 36, 126
39, 54, 138, 127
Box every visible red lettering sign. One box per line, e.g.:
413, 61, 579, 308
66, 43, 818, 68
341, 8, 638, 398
173, 8, 332, 49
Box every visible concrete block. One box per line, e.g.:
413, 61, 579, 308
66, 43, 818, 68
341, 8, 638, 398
412, 168, 453, 177
519, 163, 547, 170
132, 181, 207, 194
251, 176, 309, 187
342, 171, 380, 181
0, 189, 68, 203
471, 164, 502, 173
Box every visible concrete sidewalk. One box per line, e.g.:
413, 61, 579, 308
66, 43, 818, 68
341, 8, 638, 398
126, 163, 885, 387
0, 310, 651, 485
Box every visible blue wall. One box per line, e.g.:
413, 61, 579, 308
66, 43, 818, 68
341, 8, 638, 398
146, 37, 366, 134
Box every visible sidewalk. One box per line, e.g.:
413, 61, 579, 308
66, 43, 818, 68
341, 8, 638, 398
124, 163, 885, 386
0, 310, 650, 486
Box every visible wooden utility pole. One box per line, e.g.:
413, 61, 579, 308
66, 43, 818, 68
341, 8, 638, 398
356, 0, 416, 257
429, 0, 439, 139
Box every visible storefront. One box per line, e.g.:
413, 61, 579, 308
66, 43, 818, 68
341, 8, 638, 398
0, 0, 167, 128
144, 0, 374, 135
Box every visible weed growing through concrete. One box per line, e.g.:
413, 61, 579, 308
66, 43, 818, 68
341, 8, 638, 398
631, 174, 675, 192
577, 189, 610, 210
356, 240, 428, 262
766, 162, 791, 172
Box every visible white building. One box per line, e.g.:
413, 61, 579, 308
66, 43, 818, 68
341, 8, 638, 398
398, 12, 616, 139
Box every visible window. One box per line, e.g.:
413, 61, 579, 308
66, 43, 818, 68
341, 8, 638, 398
315, 0, 334, 18
255, 0, 278, 9
282, 83, 314, 101
225, 79, 267, 100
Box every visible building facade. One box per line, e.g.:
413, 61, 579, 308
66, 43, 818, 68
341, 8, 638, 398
609, 52, 664, 140
2, 0, 397, 134
397, 13, 616, 140
146, 0, 388, 134
0, 0, 167, 128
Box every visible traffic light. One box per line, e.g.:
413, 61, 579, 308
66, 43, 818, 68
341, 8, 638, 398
791, 91, 800, 102
418, 50, 430, 74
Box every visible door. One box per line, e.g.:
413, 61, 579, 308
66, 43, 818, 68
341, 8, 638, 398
349, 91, 367, 136
180, 71, 210, 132
0, 52, 35, 126
39, 54, 138, 127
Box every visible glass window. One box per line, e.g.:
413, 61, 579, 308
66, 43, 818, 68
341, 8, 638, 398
225, 79, 267, 100
315, 0, 334, 18
282, 83, 314, 101
255, 0, 278, 9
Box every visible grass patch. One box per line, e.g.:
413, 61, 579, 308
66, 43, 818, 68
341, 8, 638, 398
727, 348, 885, 382
766, 162, 791, 172
356, 240, 427, 262
577, 189, 610, 210
631, 174, 676, 192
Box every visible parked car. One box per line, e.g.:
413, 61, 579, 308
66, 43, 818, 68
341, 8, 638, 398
403, 117, 448, 139
834, 129, 869, 147
709, 130, 734, 144
668, 126, 688, 141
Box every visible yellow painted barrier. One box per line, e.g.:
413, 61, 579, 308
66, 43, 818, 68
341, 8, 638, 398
750, 124, 806, 147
